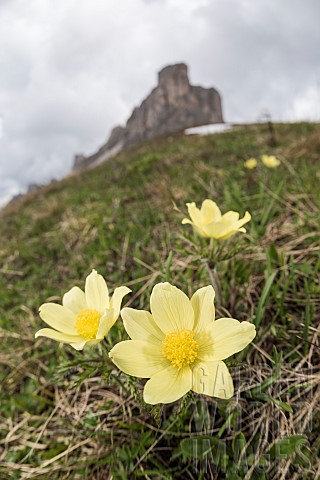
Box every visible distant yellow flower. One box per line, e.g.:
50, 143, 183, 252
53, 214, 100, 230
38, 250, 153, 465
109, 282, 256, 404
35, 270, 131, 350
182, 199, 251, 240
261, 155, 280, 168
244, 158, 257, 169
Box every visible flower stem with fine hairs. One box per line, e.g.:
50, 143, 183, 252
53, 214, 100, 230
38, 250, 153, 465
201, 238, 223, 306
203, 259, 223, 307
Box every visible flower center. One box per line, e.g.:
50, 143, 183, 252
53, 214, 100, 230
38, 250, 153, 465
75, 309, 101, 340
163, 329, 198, 369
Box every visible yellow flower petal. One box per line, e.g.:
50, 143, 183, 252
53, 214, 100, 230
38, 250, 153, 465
235, 211, 251, 229
191, 286, 215, 334
83, 339, 102, 348
183, 199, 251, 240
186, 202, 202, 225
121, 307, 165, 345
193, 224, 210, 237
109, 340, 169, 378
85, 269, 109, 312
217, 226, 248, 240
197, 318, 256, 361
143, 366, 192, 404
182, 200, 222, 237
244, 158, 257, 169
204, 211, 251, 239
39, 303, 77, 335
181, 202, 213, 237
96, 309, 115, 339
192, 361, 234, 399
150, 282, 194, 333
70, 341, 87, 351
36, 270, 122, 350
110, 286, 131, 322
221, 211, 240, 223
201, 199, 221, 223
202, 220, 230, 238
261, 155, 280, 168
182, 215, 208, 237
35, 328, 83, 343
217, 227, 246, 240
106, 282, 255, 404
62, 286, 87, 314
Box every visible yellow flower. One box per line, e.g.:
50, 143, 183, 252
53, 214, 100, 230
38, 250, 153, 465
35, 270, 131, 351
244, 158, 257, 169
109, 282, 256, 404
182, 199, 251, 240
261, 155, 280, 168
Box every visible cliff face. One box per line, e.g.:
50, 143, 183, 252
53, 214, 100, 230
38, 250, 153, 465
73, 63, 223, 171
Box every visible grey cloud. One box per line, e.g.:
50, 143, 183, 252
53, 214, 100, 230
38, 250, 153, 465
0, 0, 319, 205
187, 0, 320, 121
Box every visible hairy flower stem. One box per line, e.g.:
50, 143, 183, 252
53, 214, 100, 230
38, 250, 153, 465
201, 238, 223, 306
204, 260, 222, 306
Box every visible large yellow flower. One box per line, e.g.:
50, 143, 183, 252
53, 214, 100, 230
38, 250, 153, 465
35, 270, 131, 351
182, 199, 251, 240
244, 158, 257, 169
109, 282, 256, 404
261, 155, 280, 168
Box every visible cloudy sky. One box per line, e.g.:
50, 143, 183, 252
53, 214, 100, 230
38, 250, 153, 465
1, 0, 319, 206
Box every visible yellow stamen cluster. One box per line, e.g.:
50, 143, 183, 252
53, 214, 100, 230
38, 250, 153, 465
163, 329, 198, 369
75, 309, 101, 340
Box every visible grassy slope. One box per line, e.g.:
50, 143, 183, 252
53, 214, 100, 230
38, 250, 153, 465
0, 123, 319, 479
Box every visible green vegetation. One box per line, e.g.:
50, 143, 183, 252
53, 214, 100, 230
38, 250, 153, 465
0, 123, 319, 479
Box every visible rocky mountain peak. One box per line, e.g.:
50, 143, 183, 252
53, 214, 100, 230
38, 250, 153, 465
158, 63, 189, 92
73, 63, 223, 172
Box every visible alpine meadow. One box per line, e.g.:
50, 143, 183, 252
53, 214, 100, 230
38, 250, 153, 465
0, 122, 319, 479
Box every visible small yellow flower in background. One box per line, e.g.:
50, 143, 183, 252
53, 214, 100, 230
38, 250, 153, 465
109, 282, 256, 404
35, 270, 131, 351
244, 158, 257, 169
261, 154, 281, 168
182, 199, 251, 240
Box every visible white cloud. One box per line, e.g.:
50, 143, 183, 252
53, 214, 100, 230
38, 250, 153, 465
0, 0, 319, 205
286, 86, 320, 121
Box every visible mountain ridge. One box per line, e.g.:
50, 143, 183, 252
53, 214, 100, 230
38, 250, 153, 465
72, 63, 223, 172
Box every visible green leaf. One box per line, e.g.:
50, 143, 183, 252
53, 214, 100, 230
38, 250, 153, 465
253, 393, 293, 412
232, 432, 247, 455
180, 436, 227, 466
42, 443, 67, 460
269, 435, 309, 458
266, 396, 293, 413
250, 347, 282, 397
266, 244, 279, 274
254, 271, 277, 327
260, 181, 283, 227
